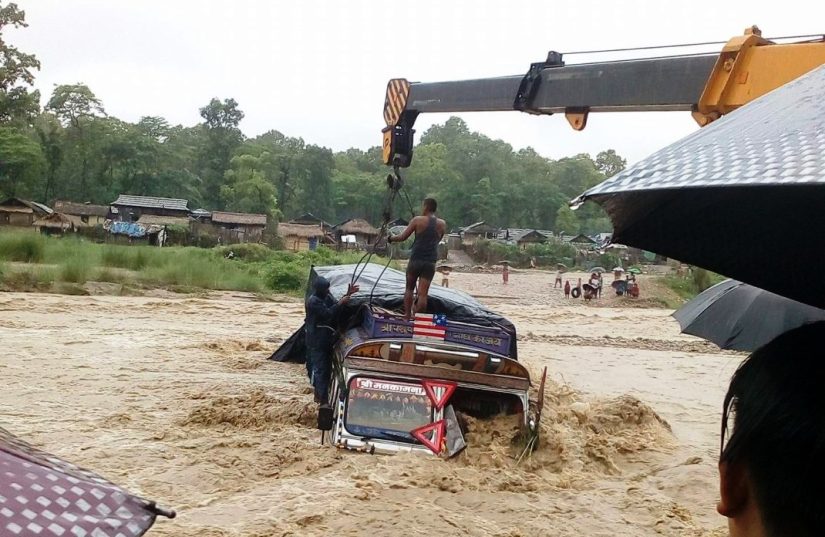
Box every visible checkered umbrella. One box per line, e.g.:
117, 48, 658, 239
0, 427, 175, 536
573, 64, 825, 308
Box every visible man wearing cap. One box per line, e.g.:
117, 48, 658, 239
305, 277, 358, 404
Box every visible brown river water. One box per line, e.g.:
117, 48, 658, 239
0, 272, 738, 536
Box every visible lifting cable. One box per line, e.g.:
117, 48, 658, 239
349, 165, 407, 293
367, 173, 420, 304
560, 33, 823, 56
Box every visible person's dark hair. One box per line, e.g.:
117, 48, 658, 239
721, 321, 825, 536
423, 198, 437, 213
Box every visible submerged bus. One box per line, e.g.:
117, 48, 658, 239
273, 264, 539, 457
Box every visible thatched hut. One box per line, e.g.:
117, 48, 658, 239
53, 200, 109, 226
33, 212, 76, 235
334, 218, 379, 249
289, 212, 333, 231
0, 198, 52, 228
278, 222, 332, 251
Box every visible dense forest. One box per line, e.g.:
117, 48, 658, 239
0, 3, 624, 234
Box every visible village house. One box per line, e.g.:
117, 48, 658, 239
210, 211, 268, 243
52, 200, 109, 227
33, 212, 76, 235
0, 198, 52, 228
497, 228, 554, 249
110, 194, 190, 222
562, 233, 598, 247
277, 222, 332, 251
334, 218, 379, 249
459, 221, 499, 247
289, 212, 333, 232
592, 232, 613, 247
445, 232, 462, 251
190, 208, 211, 220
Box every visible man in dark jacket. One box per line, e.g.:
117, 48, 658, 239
305, 277, 358, 404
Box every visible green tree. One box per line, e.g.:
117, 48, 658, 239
46, 84, 106, 200
220, 154, 280, 217
294, 144, 334, 218
242, 130, 306, 217
0, 126, 43, 197
198, 98, 244, 208
555, 205, 580, 235
34, 112, 63, 201
0, 2, 40, 125
596, 149, 627, 177
136, 116, 171, 141
46, 84, 105, 127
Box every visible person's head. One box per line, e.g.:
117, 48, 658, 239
718, 321, 825, 537
314, 276, 331, 297
422, 198, 437, 215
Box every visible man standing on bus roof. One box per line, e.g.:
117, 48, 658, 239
388, 198, 447, 320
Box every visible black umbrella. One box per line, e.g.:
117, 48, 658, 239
573, 64, 825, 308
673, 279, 825, 351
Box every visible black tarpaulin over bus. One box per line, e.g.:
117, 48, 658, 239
270, 263, 518, 362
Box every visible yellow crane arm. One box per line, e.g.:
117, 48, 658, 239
382, 27, 825, 167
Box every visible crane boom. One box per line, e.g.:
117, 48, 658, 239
382, 27, 825, 167
404, 55, 716, 115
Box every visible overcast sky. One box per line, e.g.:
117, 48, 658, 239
8, 0, 825, 164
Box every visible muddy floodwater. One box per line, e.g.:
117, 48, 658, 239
0, 272, 737, 536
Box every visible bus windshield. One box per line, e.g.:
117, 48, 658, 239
345, 377, 432, 440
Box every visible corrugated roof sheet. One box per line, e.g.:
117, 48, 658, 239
112, 194, 189, 211
53, 200, 109, 217
461, 221, 498, 234
562, 233, 597, 244
29, 201, 53, 215
497, 228, 554, 241
211, 211, 267, 225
